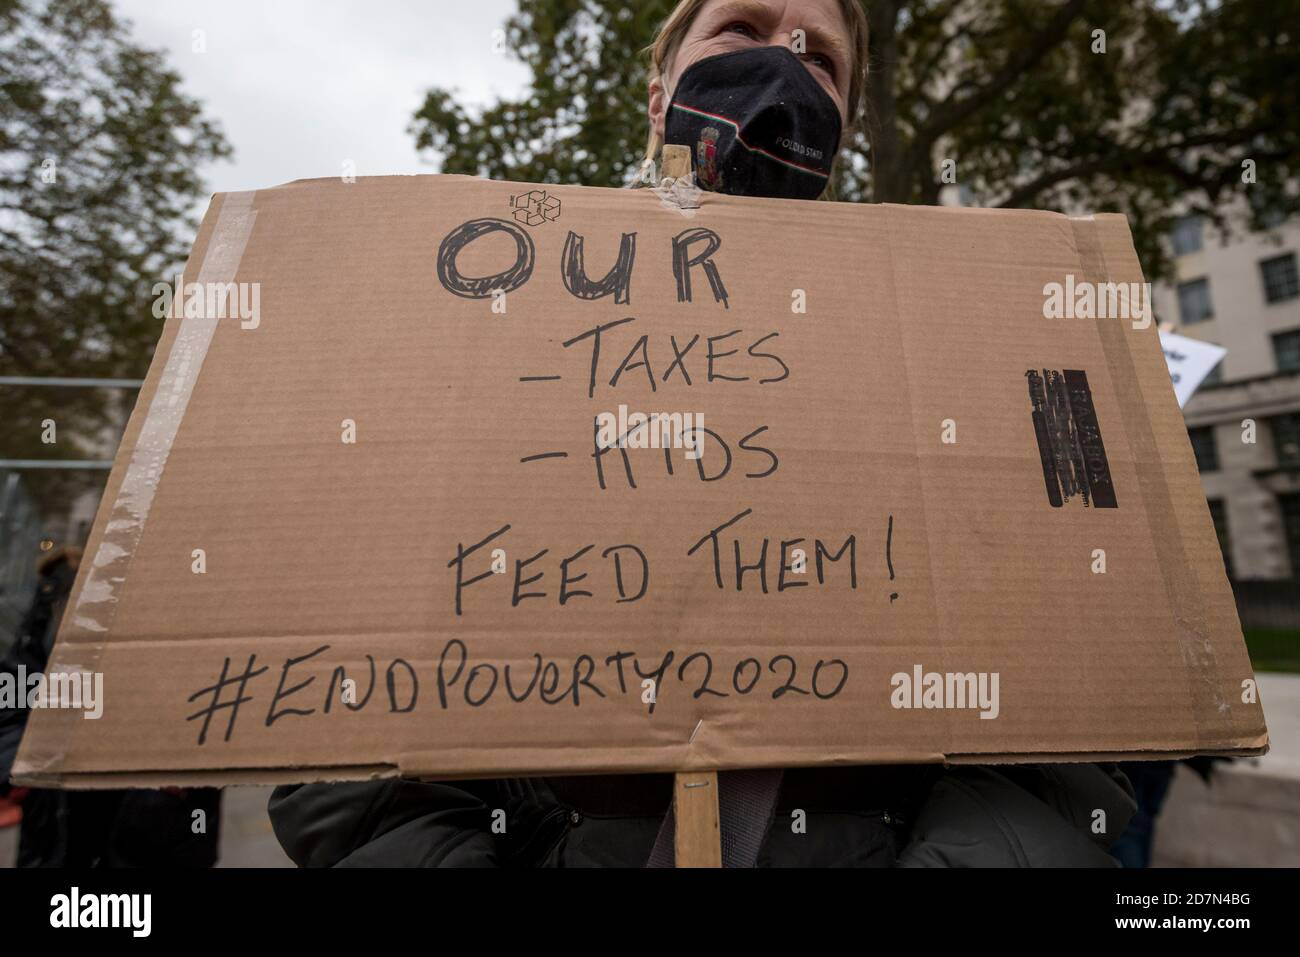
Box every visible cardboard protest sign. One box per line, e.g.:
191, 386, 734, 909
13, 175, 1267, 788
1160, 330, 1227, 407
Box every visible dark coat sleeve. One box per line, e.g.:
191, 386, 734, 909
896, 763, 1137, 867
268, 779, 501, 867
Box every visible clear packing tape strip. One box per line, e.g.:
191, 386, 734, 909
22, 192, 258, 776
1069, 213, 1225, 750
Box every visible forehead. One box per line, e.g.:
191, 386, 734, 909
691, 0, 851, 48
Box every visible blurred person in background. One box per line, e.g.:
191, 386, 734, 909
0, 544, 221, 867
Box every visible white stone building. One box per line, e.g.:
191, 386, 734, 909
1152, 213, 1300, 580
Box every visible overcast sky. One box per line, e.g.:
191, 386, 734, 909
112, 0, 531, 198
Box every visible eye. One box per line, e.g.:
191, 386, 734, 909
722, 21, 758, 40
802, 51, 836, 79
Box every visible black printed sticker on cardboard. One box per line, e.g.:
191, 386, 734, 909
1026, 368, 1118, 509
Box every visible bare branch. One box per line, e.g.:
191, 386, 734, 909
992, 128, 1267, 208
915, 0, 1089, 148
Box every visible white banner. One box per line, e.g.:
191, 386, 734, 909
1160, 331, 1226, 407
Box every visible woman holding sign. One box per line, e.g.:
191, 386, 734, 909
268, 0, 1136, 868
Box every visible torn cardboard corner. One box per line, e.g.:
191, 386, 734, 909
13, 174, 1267, 789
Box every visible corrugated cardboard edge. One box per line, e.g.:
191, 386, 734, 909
16, 742, 1269, 790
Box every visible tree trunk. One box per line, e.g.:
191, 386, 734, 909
865, 0, 909, 203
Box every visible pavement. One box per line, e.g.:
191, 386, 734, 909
2, 673, 1296, 868
212, 785, 293, 867
1152, 672, 1300, 867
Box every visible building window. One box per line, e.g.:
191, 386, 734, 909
1188, 425, 1219, 472
1249, 191, 1288, 230
1207, 499, 1233, 579
1275, 329, 1300, 373
1280, 494, 1300, 578
1261, 253, 1299, 305
1171, 215, 1203, 256
1177, 278, 1214, 324
1272, 413, 1300, 468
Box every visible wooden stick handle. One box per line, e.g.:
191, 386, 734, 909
673, 770, 721, 867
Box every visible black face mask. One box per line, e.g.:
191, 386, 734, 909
664, 45, 842, 201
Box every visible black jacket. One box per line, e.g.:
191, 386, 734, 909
269, 762, 1135, 867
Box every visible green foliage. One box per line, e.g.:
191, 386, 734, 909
1243, 628, 1300, 674
0, 0, 230, 513
411, 0, 1300, 280
411, 2, 673, 188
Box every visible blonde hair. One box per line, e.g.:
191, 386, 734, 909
640, 0, 870, 188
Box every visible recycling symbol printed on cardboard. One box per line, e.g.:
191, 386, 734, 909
510, 189, 562, 226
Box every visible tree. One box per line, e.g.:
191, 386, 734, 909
410, 3, 664, 189
410, 0, 1300, 280
0, 0, 230, 513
